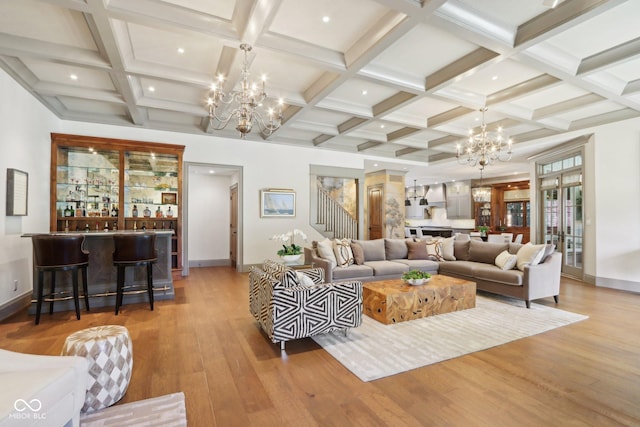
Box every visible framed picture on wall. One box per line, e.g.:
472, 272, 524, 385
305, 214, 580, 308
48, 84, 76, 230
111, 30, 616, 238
260, 189, 295, 217
161, 192, 177, 205
6, 168, 28, 216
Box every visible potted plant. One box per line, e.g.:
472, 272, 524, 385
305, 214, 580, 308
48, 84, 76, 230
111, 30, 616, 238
270, 229, 308, 263
401, 269, 431, 286
477, 225, 490, 237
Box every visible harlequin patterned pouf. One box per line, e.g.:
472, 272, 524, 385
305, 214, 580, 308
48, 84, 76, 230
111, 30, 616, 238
61, 325, 133, 413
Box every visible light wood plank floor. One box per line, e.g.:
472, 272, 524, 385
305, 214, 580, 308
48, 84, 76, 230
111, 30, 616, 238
1, 267, 639, 426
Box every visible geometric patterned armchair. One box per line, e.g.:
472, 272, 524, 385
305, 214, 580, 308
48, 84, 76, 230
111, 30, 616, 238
249, 260, 363, 350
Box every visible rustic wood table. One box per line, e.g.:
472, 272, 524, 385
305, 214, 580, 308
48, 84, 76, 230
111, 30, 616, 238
362, 275, 476, 324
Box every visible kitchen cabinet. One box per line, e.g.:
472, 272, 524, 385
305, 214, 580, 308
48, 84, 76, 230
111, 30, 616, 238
445, 180, 473, 219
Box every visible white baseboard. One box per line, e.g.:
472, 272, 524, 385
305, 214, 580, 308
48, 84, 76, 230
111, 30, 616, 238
0, 291, 31, 321
188, 259, 231, 268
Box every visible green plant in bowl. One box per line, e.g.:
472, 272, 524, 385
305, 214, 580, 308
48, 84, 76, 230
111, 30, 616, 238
402, 270, 431, 285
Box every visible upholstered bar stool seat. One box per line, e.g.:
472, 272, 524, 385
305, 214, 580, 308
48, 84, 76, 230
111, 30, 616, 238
61, 325, 133, 413
32, 234, 90, 325
112, 233, 157, 315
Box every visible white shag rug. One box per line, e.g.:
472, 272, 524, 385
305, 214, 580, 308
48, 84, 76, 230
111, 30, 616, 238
80, 392, 186, 426
312, 295, 588, 382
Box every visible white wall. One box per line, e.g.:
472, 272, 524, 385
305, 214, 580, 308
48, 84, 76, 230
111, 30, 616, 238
593, 119, 640, 291
188, 171, 231, 263
0, 69, 59, 313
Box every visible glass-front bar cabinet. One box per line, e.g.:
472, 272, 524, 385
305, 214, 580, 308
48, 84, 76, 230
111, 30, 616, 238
50, 133, 185, 274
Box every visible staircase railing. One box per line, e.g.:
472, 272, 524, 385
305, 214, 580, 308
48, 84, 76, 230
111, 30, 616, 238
316, 184, 358, 240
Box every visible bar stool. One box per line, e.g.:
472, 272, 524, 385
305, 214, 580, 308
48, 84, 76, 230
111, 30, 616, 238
113, 233, 157, 315
32, 234, 90, 325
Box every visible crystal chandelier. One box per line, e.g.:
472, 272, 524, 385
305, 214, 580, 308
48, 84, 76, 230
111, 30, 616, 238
457, 107, 512, 170
206, 44, 284, 139
472, 169, 492, 203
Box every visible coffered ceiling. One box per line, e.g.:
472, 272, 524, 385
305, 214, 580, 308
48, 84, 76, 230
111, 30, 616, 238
1, 0, 638, 185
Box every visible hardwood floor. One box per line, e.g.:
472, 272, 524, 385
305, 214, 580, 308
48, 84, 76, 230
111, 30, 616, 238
1, 267, 639, 426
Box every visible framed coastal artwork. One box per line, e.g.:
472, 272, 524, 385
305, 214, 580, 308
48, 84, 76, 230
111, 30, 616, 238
260, 189, 295, 217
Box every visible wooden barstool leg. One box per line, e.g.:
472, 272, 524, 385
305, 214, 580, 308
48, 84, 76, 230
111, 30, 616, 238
49, 270, 56, 315
72, 267, 80, 320
35, 270, 44, 325
82, 265, 90, 312
147, 263, 154, 311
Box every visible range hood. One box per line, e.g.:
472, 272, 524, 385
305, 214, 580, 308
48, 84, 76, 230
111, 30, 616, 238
424, 184, 446, 206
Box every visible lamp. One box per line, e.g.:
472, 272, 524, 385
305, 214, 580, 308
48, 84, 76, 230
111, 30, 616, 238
457, 107, 512, 170
406, 180, 428, 206
472, 169, 492, 203
207, 44, 284, 139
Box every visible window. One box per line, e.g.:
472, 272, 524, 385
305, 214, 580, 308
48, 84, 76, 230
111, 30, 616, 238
505, 201, 530, 227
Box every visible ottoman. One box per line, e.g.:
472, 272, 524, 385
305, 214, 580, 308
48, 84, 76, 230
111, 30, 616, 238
61, 325, 133, 413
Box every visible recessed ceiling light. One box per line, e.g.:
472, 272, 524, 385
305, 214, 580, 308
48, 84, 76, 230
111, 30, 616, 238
209, 170, 215, 174
380, 124, 385, 129
148, 86, 155, 92
70, 74, 78, 80
492, 75, 498, 80
322, 16, 330, 23
373, 163, 378, 167
177, 47, 185, 54
361, 90, 368, 95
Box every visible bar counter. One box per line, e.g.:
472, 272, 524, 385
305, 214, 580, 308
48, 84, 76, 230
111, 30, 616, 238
23, 230, 175, 314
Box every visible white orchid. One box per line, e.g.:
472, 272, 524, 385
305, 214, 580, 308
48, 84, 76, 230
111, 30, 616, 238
270, 228, 308, 255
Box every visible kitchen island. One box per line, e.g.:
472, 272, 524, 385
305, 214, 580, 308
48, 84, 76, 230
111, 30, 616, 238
23, 230, 174, 314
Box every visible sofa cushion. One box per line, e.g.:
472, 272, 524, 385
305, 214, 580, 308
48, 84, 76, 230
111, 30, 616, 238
363, 260, 409, 276
332, 264, 374, 281
474, 265, 524, 286
454, 240, 470, 261
468, 240, 509, 264
353, 239, 386, 261
350, 242, 365, 265
437, 260, 477, 277
426, 239, 444, 261
316, 238, 338, 269
384, 238, 409, 260
495, 250, 517, 270
333, 238, 354, 267
441, 237, 456, 261
516, 243, 546, 271
407, 241, 429, 260
296, 271, 315, 286
391, 259, 439, 273
509, 242, 524, 255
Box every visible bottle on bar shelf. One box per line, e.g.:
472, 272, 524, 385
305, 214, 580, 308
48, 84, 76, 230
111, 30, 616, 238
155, 206, 163, 218
132, 205, 139, 218
143, 206, 151, 218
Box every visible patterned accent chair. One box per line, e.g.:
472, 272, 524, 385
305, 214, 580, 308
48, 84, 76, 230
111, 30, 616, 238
249, 260, 363, 350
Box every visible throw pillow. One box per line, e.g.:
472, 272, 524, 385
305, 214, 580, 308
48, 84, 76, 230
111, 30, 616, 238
516, 243, 546, 271
495, 250, 517, 270
406, 241, 429, 260
350, 242, 365, 265
541, 244, 556, 262
333, 238, 354, 268
352, 239, 386, 261
295, 271, 315, 286
440, 237, 456, 261
384, 238, 409, 259
317, 238, 337, 269
426, 238, 444, 261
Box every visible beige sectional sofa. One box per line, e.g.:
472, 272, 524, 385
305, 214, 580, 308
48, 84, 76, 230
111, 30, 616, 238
305, 237, 561, 308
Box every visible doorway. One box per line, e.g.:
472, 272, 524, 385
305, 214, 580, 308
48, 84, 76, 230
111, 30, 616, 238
538, 154, 583, 278
367, 184, 383, 239
183, 163, 242, 276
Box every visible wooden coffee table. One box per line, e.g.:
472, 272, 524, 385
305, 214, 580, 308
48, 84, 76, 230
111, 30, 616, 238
362, 275, 476, 324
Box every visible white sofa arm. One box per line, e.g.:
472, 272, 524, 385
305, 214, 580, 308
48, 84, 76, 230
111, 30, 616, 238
524, 252, 562, 301
304, 246, 333, 282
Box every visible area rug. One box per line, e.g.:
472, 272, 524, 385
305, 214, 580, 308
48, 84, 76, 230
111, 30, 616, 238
80, 392, 186, 426
312, 295, 588, 382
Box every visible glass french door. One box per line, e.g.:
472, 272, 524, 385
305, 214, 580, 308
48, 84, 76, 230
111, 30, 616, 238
540, 171, 583, 277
